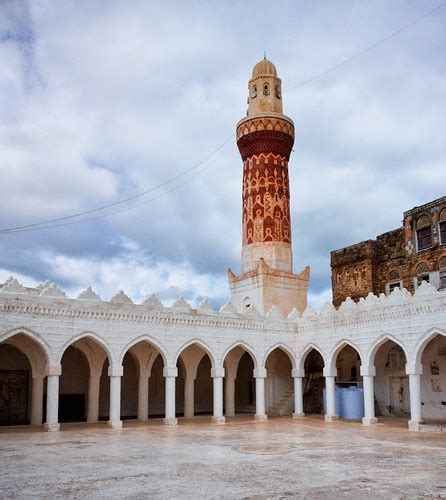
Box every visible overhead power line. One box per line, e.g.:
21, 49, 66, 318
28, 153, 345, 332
0, 135, 233, 233
287, 1, 446, 91
1, 2, 444, 235
4, 143, 231, 233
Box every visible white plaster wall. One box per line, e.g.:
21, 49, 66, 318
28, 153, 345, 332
421, 336, 446, 420
0, 281, 446, 426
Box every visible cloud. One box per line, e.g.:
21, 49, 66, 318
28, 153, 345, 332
0, 1, 445, 312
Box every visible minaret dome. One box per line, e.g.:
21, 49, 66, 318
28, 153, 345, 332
247, 58, 283, 116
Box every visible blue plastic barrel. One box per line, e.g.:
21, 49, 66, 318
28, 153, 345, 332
323, 386, 342, 416
340, 387, 364, 419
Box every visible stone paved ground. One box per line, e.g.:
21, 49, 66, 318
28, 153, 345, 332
1, 416, 446, 498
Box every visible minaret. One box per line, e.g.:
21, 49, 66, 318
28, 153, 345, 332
228, 58, 309, 317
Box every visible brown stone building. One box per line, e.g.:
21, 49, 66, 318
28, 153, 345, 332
331, 196, 446, 307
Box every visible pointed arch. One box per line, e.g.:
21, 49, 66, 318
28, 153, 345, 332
118, 335, 168, 366
175, 339, 216, 368
414, 327, 446, 365
263, 342, 296, 369
56, 332, 113, 364
328, 339, 363, 370
367, 334, 408, 367
221, 341, 259, 369
0, 327, 51, 362
297, 343, 326, 371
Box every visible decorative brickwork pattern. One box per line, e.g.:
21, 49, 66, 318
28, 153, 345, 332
242, 153, 291, 245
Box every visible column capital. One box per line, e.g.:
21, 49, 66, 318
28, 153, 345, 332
163, 366, 178, 378
292, 368, 305, 378
253, 367, 267, 378
360, 365, 376, 377
211, 367, 225, 378
323, 367, 337, 377
108, 365, 123, 377
46, 364, 62, 376
406, 363, 423, 375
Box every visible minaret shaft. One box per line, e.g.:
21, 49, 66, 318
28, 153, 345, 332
228, 59, 310, 317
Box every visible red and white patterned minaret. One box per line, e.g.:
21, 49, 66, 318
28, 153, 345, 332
228, 58, 309, 317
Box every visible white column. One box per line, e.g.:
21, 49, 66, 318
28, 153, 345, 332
225, 376, 235, 417
163, 367, 178, 425
184, 376, 195, 418
361, 365, 377, 425
87, 370, 101, 423
107, 365, 123, 429
323, 367, 337, 422
44, 364, 61, 432
137, 371, 150, 421
30, 376, 44, 426
292, 369, 305, 419
254, 368, 267, 421
407, 363, 423, 431
212, 367, 225, 424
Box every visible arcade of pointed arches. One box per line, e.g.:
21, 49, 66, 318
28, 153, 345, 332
1, 328, 445, 431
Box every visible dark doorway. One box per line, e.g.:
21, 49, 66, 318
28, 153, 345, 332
0, 370, 29, 425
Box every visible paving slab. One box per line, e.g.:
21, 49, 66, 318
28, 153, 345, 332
1, 416, 445, 498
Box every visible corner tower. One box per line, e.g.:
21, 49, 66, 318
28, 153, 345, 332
228, 58, 309, 317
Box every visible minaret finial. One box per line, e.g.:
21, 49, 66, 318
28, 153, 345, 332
263, 51, 266, 60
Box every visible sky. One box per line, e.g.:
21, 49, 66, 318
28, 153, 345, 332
0, 0, 445, 311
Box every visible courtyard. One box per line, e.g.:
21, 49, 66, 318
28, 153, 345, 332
1, 416, 446, 498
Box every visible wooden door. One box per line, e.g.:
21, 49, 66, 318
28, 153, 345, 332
0, 370, 29, 425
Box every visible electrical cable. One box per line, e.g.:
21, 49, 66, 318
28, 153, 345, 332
3, 142, 231, 233
0, 135, 233, 233
286, 2, 445, 91
1, 2, 444, 234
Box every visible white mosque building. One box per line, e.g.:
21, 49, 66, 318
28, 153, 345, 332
1, 60, 445, 432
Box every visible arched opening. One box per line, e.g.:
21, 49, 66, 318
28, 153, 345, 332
335, 344, 362, 387
235, 352, 255, 414
59, 336, 109, 424
303, 349, 325, 415
120, 339, 167, 421
330, 343, 364, 420
177, 343, 214, 418
148, 354, 165, 418
59, 346, 89, 422
265, 348, 293, 417
194, 355, 212, 415
121, 352, 138, 420
0, 332, 48, 426
373, 339, 409, 419
223, 345, 256, 417
419, 333, 446, 423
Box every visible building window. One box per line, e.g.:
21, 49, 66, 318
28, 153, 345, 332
251, 85, 257, 98
416, 262, 429, 286
275, 85, 281, 98
416, 215, 432, 251
387, 270, 401, 294
440, 209, 446, 245
263, 83, 269, 96
337, 272, 342, 284
440, 256, 446, 290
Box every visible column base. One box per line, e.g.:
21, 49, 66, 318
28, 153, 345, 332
163, 417, 178, 426
211, 416, 225, 424
292, 412, 305, 419
43, 423, 60, 432
324, 414, 338, 422
254, 414, 268, 421
408, 420, 421, 431
107, 420, 123, 429
362, 417, 378, 426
